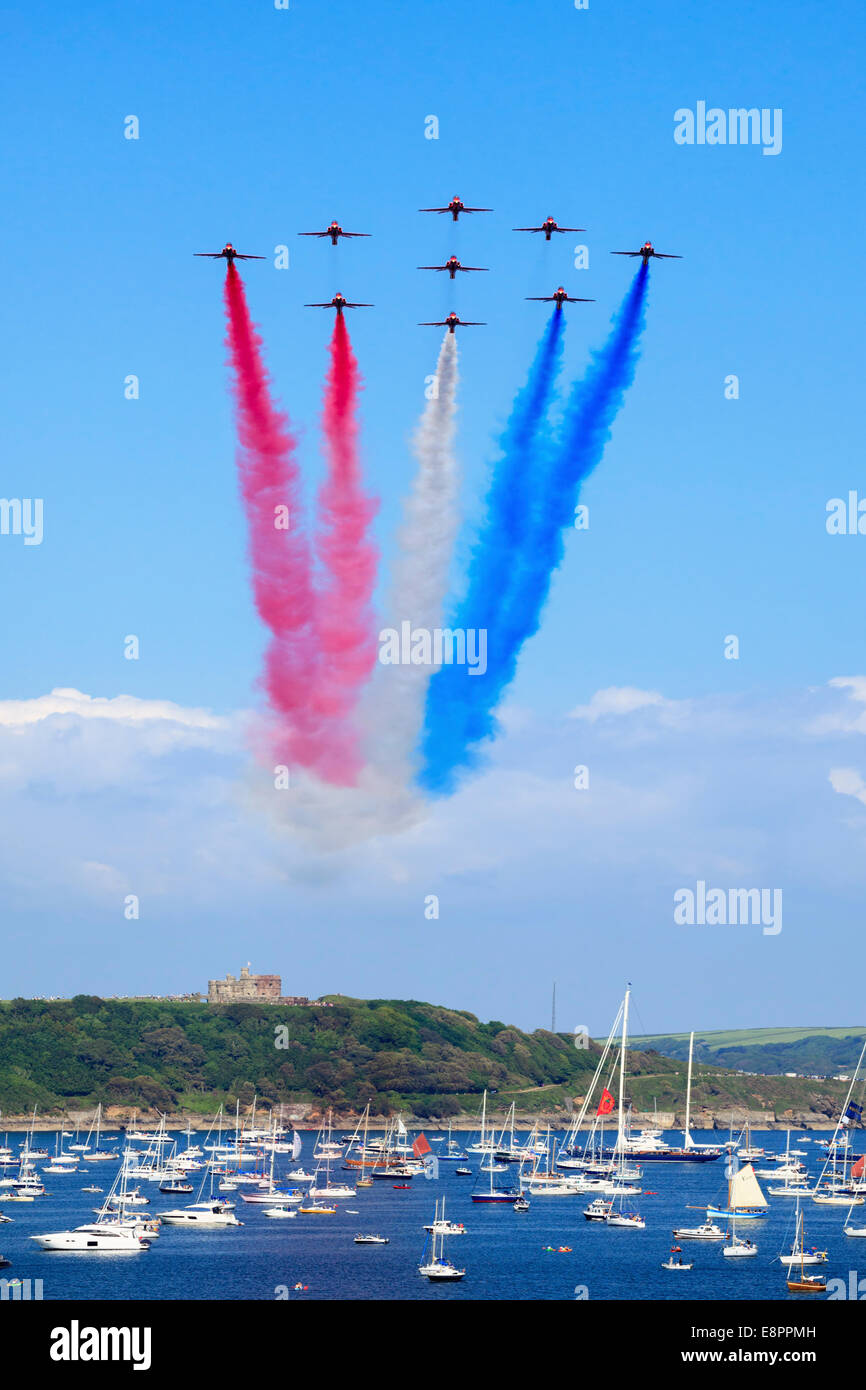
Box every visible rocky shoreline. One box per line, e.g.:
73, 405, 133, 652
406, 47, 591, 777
0, 1106, 850, 1132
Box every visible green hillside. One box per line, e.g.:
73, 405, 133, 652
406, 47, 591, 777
629, 1026, 866, 1076
0, 994, 606, 1116
0, 996, 857, 1122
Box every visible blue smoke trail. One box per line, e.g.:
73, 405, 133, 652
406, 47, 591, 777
420, 264, 649, 793
418, 308, 566, 790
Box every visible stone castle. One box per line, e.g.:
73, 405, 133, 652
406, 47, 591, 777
207, 963, 325, 1008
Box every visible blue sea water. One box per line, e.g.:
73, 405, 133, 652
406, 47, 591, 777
0, 1131, 860, 1302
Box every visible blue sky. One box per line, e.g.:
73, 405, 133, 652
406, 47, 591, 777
1, 0, 864, 1033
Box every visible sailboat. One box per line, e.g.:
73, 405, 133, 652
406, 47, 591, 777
418, 1199, 466, 1281
810, 1040, 866, 1208
313, 1109, 343, 1160
44, 1132, 79, 1174
603, 985, 645, 1230
735, 1119, 765, 1162
784, 1202, 827, 1293
467, 1091, 496, 1155
766, 1131, 812, 1195
722, 1212, 758, 1258
356, 1104, 374, 1187
470, 1158, 522, 1203
707, 1159, 769, 1222
240, 1118, 302, 1205
74, 1104, 119, 1162
437, 1118, 469, 1163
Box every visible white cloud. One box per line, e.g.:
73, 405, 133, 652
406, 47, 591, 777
0, 687, 224, 730
808, 677, 866, 737
569, 686, 672, 722
828, 767, 866, 805
829, 677, 866, 703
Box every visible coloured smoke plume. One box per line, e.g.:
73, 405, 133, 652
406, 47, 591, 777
418, 308, 566, 791
224, 265, 352, 784
315, 313, 380, 781
421, 265, 649, 792
365, 330, 460, 781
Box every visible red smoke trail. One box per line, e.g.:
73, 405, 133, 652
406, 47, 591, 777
315, 314, 379, 774
222, 264, 337, 776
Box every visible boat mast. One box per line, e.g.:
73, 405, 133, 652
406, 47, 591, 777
617, 985, 630, 1151
684, 1031, 694, 1147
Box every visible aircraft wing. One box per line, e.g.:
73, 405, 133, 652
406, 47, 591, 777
341, 232, 371, 238
298, 231, 329, 237
513, 226, 543, 232
344, 302, 373, 308
653, 252, 682, 259
194, 252, 224, 257
525, 296, 555, 301
458, 265, 489, 272
417, 265, 447, 271
611, 251, 641, 257
418, 320, 448, 325
558, 227, 586, 233
234, 254, 266, 260
458, 320, 486, 325
565, 296, 595, 303
461, 207, 491, 213
305, 302, 335, 308
418, 207, 450, 213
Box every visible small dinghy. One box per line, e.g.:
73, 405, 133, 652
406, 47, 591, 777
662, 1246, 692, 1270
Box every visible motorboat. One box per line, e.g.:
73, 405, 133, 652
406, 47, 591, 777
354, 1233, 389, 1243
583, 1197, 612, 1222
672, 1220, 725, 1241
662, 1248, 693, 1270
423, 1217, 466, 1235
159, 1201, 241, 1227
31, 1224, 149, 1252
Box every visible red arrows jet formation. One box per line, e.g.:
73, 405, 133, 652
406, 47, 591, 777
194, 243, 265, 263
526, 286, 595, 307
611, 241, 682, 265
196, 209, 681, 332
298, 220, 370, 245
417, 255, 489, 280
419, 312, 485, 334
513, 216, 586, 241
419, 196, 492, 221
305, 293, 373, 315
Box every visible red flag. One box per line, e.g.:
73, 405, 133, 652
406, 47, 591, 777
413, 1134, 432, 1158
597, 1088, 615, 1116
853, 1154, 865, 1179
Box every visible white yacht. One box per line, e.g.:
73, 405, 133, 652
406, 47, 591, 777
32, 1225, 149, 1253
672, 1220, 725, 1241
160, 1200, 241, 1227
418, 1199, 466, 1281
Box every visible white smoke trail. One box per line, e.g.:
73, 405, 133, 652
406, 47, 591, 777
365, 332, 460, 781
247, 334, 460, 852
